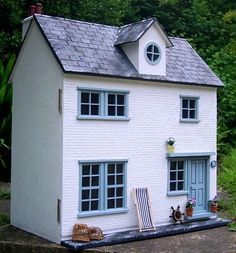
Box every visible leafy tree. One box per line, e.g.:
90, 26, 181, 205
0, 0, 235, 176
0, 56, 15, 180
77, 0, 137, 25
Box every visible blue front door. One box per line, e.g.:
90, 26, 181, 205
188, 159, 207, 212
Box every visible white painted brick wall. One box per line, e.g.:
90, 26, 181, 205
11, 21, 63, 243
61, 75, 217, 239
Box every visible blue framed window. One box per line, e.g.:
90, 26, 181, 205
80, 92, 100, 116
144, 42, 161, 65
79, 161, 127, 216
180, 96, 199, 122
168, 159, 188, 196
107, 93, 125, 117
81, 164, 100, 212
78, 88, 129, 120
107, 163, 125, 209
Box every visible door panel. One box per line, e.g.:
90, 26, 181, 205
188, 160, 206, 212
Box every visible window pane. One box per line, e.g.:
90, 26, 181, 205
91, 93, 99, 103
92, 165, 99, 175
108, 164, 115, 174
190, 110, 196, 119
108, 94, 116, 104
189, 100, 195, 109
108, 106, 115, 116
91, 105, 99, 115
182, 99, 188, 108
116, 187, 123, 197
82, 201, 89, 211
178, 182, 184, 190
170, 161, 176, 170
92, 176, 99, 186
178, 161, 184, 170
117, 106, 124, 116
116, 164, 123, 173
178, 171, 184, 180
147, 45, 152, 52
108, 188, 115, 197
108, 199, 115, 209
82, 165, 90, 175
154, 45, 159, 53
81, 104, 89, 115
147, 53, 152, 61
170, 182, 176, 191
82, 177, 90, 187
116, 198, 123, 208
108, 176, 115, 185
117, 95, 124, 105
91, 189, 98, 199
117, 175, 123, 184
91, 200, 98, 210
182, 109, 188, 118
82, 190, 90, 199
153, 54, 158, 61
81, 92, 89, 103
170, 172, 176, 180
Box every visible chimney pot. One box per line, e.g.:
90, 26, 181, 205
28, 5, 36, 16
35, 3, 43, 14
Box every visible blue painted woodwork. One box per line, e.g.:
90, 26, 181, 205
188, 159, 207, 212
77, 87, 129, 120
78, 161, 127, 217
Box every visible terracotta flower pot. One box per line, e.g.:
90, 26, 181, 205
167, 145, 175, 153
186, 207, 193, 217
210, 204, 218, 213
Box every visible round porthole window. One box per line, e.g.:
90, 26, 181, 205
145, 42, 161, 64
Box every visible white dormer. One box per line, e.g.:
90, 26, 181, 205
115, 18, 172, 76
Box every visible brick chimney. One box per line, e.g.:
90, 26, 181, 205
22, 3, 43, 40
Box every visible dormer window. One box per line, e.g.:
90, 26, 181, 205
145, 42, 161, 65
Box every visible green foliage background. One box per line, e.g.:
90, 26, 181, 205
0, 0, 235, 179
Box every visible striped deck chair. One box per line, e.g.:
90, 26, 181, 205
132, 188, 156, 232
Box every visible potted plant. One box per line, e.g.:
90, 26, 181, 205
185, 198, 196, 217
208, 196, 219, 213
166, 137, 176, 153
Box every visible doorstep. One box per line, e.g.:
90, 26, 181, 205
185, 211, 215, 221
61, 218, 230, 251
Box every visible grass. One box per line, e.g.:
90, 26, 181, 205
0, 187, 11, 200
0, 188, 10, 200
0, 184, 11, 226
0, 214, 10, 226
218, 148, 236, 230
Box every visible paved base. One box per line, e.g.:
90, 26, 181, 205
61, 218, 230, 251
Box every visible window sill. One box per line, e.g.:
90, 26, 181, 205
167, 191, 189, 196
180, 119, 199, 123
78, 208, 128, 217
77, 116, 130, 121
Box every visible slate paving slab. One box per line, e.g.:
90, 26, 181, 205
62, 218, 230, 251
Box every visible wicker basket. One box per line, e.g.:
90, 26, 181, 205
89, 226, 104, 240
72, 224, 90, 242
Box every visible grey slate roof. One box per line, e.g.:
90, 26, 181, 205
34, 14, 223, 87
115, 18, 173, 47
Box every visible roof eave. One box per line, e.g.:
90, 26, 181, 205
64, 70, 223, 88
